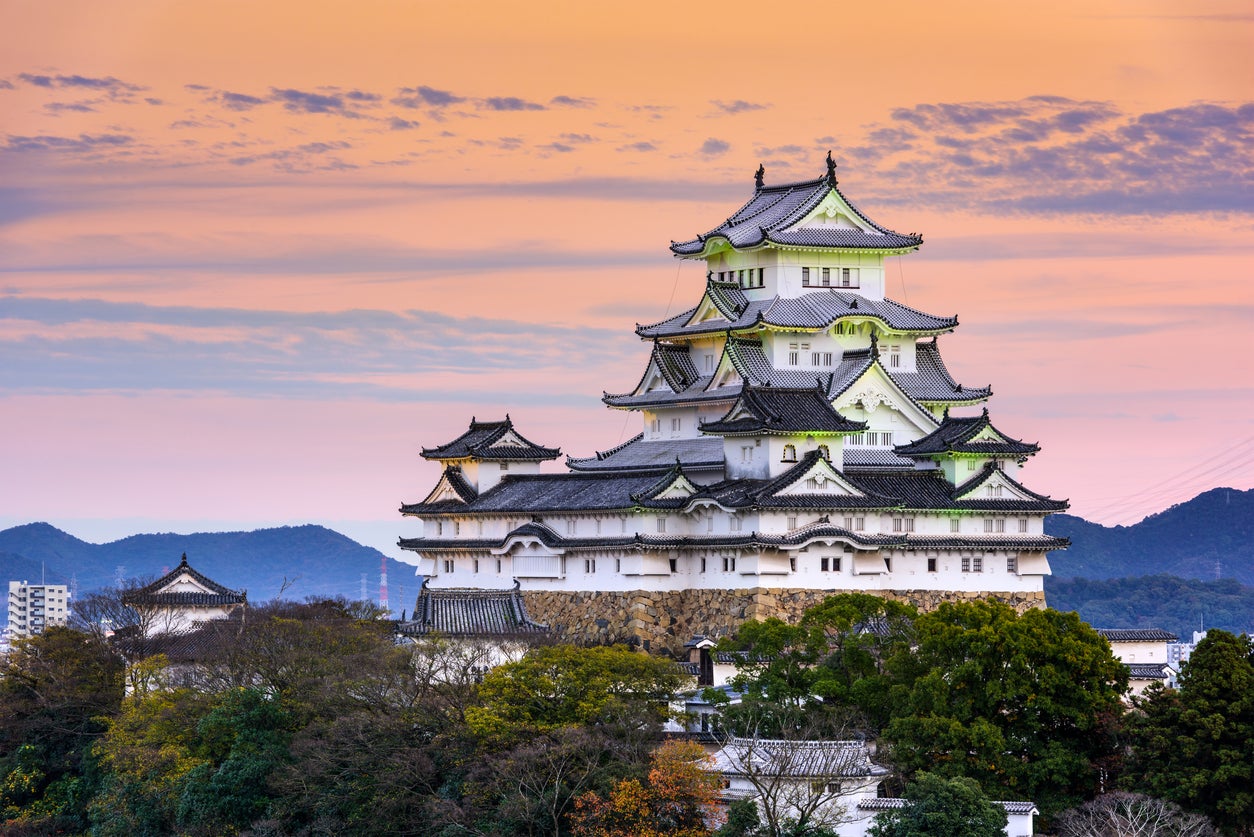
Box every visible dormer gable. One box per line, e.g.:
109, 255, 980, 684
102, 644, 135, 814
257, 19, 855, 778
954, 466, 1039, 503
418, 466, 479, 506
829, 351, 940, 436
633, 461, 702, 507
793, 189, 871, 233
765, 450, 866, 499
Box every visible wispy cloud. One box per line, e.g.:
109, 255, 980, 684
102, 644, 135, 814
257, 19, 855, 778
711, 99, 768, 114
699, 137, 730, 156
17, 73, 145, 97
391, 85, 466, 109
480, 96, 546, 112
0, 296, 634, 402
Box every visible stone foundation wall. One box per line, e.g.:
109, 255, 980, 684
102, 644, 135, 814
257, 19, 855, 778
521, 588, 1046, 654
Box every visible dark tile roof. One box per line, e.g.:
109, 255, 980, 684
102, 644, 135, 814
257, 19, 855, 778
904, 534, 1068, 551
701, 385, 866, 436
858, 799, 1037, 816
122, 554, 246, 607
671, 166, 922, 256
401, 471, 666, 516
1096, 628, 1179, 642
567, 434, 726, 474
398, 582, 548, 637
655, 343, 700, 391
637, 291, 955, 339
895, 407, 1038, 458
421, 416, 560, 462
843, 447, 917, 469
712, 737, 889, 779
890, 338, 991, 404
1127, 663, 1173, 679
846, 468, 1069, 513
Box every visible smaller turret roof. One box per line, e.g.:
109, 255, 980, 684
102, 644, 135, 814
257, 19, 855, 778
421, 416, 560, 462
894, 408, 1039, 457
123, 554, 246, 608
701, 385, 866, 436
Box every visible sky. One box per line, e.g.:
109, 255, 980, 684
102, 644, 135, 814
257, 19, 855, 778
1, 0, 1252, 563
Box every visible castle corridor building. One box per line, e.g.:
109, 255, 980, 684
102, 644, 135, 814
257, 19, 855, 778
399, 157, 1068, 649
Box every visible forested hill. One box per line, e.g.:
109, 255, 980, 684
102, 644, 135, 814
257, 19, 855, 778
0, 523, 421, 607
1045, 487, 1254, 583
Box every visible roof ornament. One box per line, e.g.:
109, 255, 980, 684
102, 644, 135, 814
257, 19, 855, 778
982, 406, 990, 418
943, 406, 950, 420
754, 163, 765, 188
849, 298, 858, 310
179, 552, 189, 566
869, 332, 879, 359
825, 150, 838, 186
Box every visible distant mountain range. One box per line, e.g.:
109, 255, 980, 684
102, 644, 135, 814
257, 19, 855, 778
1045, 487, 1254, 584
0, 523, 423, 615
2, 487, 1251, 637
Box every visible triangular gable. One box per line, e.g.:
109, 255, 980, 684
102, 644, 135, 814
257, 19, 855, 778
654, 471, 700, 500
830, 360, 939, 436
706, 343, 745, 391
968, 425, 1008, 445
487, 429, 527, 449
954, 467, 1038, 503
792, 189, 871, 232
771, 455, 865, 498
635, 357, 674, 395
420, 468, 477, 505
687, 293, 731, 326
156, 571, 217, 596
493, 522, 565, 555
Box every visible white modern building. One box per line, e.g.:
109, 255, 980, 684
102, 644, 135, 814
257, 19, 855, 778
7, 581, 70, 640
400, 157, 1069, 648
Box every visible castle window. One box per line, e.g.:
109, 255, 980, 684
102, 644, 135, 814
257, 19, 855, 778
500, 462, 509, 471
821, 267, 831, 286
567, 519, 577, 535
806, 478, 818, 490
705, 353, 714, 371
1018, 518, 1028, 533
821, 556, 842, 572
723, 556, 737, 572
670, 558, 678, 572
787, 516, 797, 529
436, 521, 443, 536
962, 556, 983, 573
927, 557, 937, 572
442, 559, 455, 574
811, 351, 833, 366
473, 559, 479, 573
730, 518, 742, 532
741, 446, 753, 463
950, 518, 960, 533
817, 444, 830, 459
671, 417, 682, 433
790, 557, 797, 572
892, 517, 915, 533
496, 558, 502, 573
968, 459, 978, 471
706, 516, 714, 533
615, 558, 621, 572
701, 558, 706, 572
788, 343, 800, 365
842, 516, 865, 531
884, 557, 892, 571
595, 518, 602, 534
454, 521, 460, 535
840, 268, 859, 288
584, 558, 596, 573
1007, 556, 1018, 573
988, 485, 1004, 498
984, 518, 1005, 533
657, 518, 667, 533
801, 267, 811, 286
783, 444, 797, 462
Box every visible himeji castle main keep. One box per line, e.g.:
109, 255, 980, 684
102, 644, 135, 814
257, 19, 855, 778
400, 156, 1068, 650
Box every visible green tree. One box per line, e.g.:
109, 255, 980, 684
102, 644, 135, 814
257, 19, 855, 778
884, 600, 1126, 818
0, 626, 124, 831
868, 772, 1006, 837
716, 594, 916, 736
465, 644, 684, 742
1124, 630, 1254, 836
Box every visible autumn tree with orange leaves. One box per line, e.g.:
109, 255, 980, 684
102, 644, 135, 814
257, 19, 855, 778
570, 739, 724, 837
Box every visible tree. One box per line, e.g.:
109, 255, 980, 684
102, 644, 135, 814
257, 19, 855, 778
716, 594, 916, 737
465, 644, 685, 742
1124, 630, 1254, 836
868, 772, 1006, 837
0, 626, 124, 831
570, 740, 722, 837
884, 600, 1127, 818
1057, 793, 1219, 837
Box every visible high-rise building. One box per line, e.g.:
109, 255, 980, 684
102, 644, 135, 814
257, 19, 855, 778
7, 580, 70, 640
400, 158, 1069, 650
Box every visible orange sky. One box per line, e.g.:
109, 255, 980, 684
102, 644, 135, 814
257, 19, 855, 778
1, 0, 1251, 556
